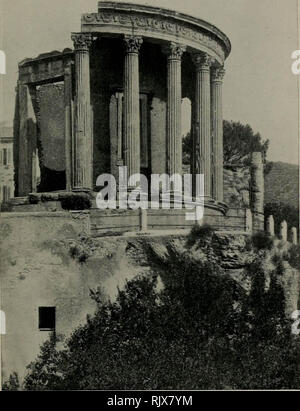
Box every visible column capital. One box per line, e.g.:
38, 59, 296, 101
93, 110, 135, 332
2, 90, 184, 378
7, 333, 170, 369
71, 33, 93, 52
163, 42, 186, 60
192, 52, 214, 71
211, 66, 226, 82
124, 35, 143, 54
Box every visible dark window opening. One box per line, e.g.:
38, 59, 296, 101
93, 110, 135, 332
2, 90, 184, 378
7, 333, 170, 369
39, 307, 56, 331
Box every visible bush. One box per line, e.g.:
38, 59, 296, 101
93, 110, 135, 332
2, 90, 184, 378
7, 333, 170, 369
283, 244, 300, 270
0, 202, 12, 212
186, 224, 215, 248
24, 334, 65, 391
59, 193, 92, 211
69, 240, 90, 263
28, 193, 40, 204
2, 372, 20, 391
251, 231, 274, 251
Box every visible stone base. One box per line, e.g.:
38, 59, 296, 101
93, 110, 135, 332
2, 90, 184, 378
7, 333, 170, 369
4, 194, 249, 236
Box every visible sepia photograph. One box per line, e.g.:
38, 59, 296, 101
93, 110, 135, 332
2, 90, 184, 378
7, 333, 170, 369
0, 0, 299, 396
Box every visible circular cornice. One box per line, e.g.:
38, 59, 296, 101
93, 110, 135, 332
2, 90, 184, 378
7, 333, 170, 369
81, 2, 231, 64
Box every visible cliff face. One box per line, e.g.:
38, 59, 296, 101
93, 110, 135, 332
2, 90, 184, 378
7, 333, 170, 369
0, 212, 299, 381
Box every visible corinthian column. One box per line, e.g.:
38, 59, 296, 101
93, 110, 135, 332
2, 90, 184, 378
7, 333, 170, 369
165, 42, 186, 179
211, 66, 225, 202
71, 32, 93, 191
123, 35, 143, 186
192, 52, 213, 198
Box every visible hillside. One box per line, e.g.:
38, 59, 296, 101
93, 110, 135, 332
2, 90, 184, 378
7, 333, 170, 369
265, 162, 299, 208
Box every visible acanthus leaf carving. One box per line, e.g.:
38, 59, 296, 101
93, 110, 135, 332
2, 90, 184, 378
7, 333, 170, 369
192, 52, 214, 70
165, 42, 186, 60
123, 35, 143, 54
211, 66, 226, 82
71, 33, 93, 51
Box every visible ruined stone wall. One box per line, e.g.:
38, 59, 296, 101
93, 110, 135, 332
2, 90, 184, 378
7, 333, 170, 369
223, 152, 265, 234
37, 83, 66, 192
37, 84, 65, 172
223, 166, 251, 209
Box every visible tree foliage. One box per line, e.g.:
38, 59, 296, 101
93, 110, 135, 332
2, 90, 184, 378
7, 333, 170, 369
223, 120, 269, 166
182, 120, 269, 167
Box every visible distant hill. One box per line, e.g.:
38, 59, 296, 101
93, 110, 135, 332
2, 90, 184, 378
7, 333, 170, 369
265, 162, 299, 209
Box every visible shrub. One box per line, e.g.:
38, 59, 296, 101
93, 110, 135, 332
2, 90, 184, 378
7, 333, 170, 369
69, 242, 89, 263
60, 193, 92, 211
68, 236, 94, 264
186, 224, 215, 248
283, 244, 300, 270
2, 372, 20, 391
251, 231, 274, 251
28, 193, 40, 204
0, 202, 12, 212
24, 334, 65, 391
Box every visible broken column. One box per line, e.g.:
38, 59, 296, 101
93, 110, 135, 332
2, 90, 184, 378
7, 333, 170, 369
291, 227, 298, 245
246, 209, 253, 234
280, 220, 288, 242
266, 215, 275, 236
250, 152, 264, 232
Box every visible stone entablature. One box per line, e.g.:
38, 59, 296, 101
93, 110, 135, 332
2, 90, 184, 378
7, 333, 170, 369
0, 134, 14, 205
18, 49, 74, 85
81, 2, 231, 64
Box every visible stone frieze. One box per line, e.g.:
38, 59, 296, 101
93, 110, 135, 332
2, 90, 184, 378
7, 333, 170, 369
81, 12, 226, 61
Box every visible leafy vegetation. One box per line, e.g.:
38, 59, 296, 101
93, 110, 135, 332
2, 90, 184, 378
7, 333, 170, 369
4, 234, 296, 391
250, 231, 274, 251
2, 372, 20, 391
186, 224, 215, 248
59, 193, 92, 211
182, 120, 269, 167
223, 120, 269, 166
282, 244, 300, 270
264, 202, 299, 238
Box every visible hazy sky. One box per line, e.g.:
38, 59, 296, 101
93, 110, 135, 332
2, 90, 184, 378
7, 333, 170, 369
0, 0, 299, 164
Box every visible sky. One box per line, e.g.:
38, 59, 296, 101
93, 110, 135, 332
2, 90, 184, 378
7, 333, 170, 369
0, 0, 299, 165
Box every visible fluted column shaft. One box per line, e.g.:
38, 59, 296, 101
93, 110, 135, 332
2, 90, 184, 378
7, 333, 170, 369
251, 152, 265, 232
211, 66, 225, 202
193, 53, 213, 198
71, 33, 93, 190
64, 63, 73, 191
165, 43, 186, 178
123, 35, 143, 184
